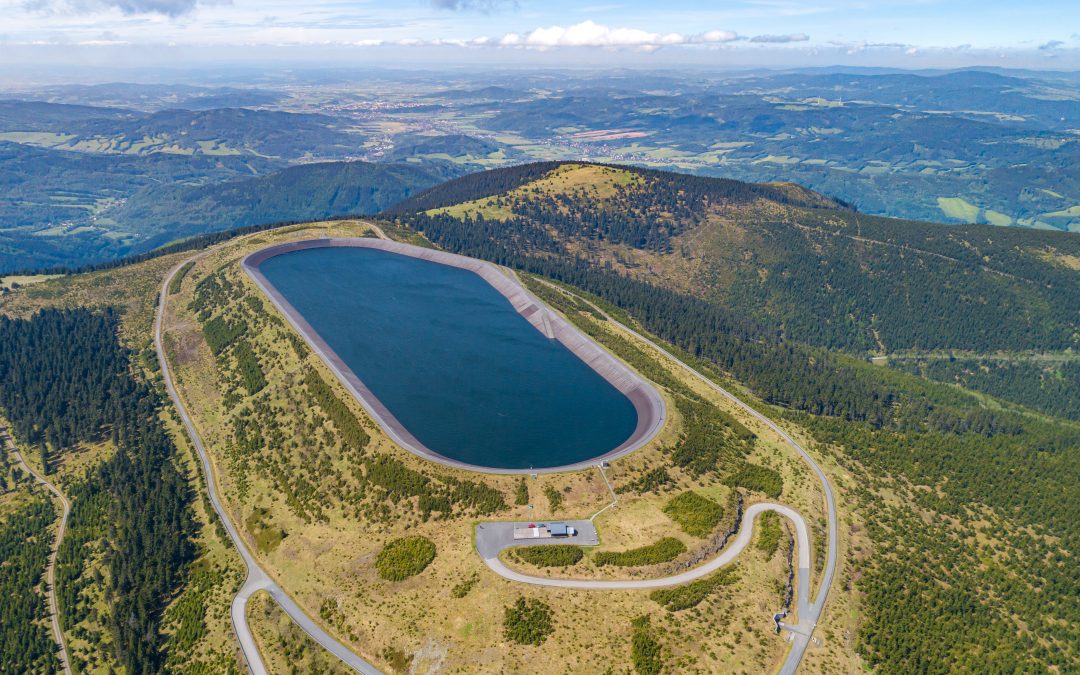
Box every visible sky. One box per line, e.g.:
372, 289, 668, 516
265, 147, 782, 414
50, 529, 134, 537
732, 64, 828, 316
2, 0, 1079, 74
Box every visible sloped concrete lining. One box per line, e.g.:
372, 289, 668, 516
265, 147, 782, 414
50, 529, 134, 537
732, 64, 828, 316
242, 237, 667, 474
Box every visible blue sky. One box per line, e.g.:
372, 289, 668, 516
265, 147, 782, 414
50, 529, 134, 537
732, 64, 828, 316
2, 0, 1079, 70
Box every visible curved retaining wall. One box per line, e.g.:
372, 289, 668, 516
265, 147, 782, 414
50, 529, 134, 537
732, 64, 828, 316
242, 237, 667, 474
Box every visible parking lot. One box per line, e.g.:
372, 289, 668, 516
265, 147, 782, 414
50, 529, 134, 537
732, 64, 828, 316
475, 519, 599, 559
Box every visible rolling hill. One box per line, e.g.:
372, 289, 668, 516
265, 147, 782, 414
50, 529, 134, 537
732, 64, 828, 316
1, 161, 1076, 674
391, 161, 1080, 355
0, 154, 443, 273
110, 160, 445, 251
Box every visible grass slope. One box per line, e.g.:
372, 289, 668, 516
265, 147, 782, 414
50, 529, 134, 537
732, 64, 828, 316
393, 161, 1079, 355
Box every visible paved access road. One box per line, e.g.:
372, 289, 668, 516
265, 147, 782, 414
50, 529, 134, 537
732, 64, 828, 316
480, 502, 809, 592
6, 435, 73, 675
502, 278, 839, 674
156, 257, 381, 675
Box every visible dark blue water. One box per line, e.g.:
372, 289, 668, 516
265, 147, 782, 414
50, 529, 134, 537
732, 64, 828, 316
258, 246, 639, 469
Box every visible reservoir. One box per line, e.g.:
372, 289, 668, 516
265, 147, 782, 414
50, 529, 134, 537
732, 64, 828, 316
247, 240, 662, 471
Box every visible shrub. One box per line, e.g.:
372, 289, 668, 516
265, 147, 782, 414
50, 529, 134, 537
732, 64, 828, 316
305, 370, 369, 450
670, 396, 755, 476
543, 485, 563, 512
444, 476, 507, 515
375, 536, 436, 581
451, 572, 479, 598
234, 339, 267, 394
515, 477, 530, 506
617, 467, 673, 495
168, 261, 194, 294
756, 511, 782, 557
594, 537, 686, 567
514, 545, 584, 567
202, 316, 244, 355
725, 462, 783, 498
631, 616, 663, 675
504, 597, 555, 645
663, 491, 723, 537
649, 567, 738, 611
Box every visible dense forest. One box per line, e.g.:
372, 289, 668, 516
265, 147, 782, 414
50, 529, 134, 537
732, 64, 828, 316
0, 309, 195, 673
892, 356, 1080, 421
532, 260, 1079, 670
0, 494, 60, 673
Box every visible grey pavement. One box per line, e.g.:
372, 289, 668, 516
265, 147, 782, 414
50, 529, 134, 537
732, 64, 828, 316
475, 520, 599, 558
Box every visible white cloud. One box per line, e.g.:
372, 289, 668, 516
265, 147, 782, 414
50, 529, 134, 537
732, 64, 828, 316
495, 20, 739, 50
430, 0, 517, 11
1038, 39, 1064, 50
749, 33, 809, 43
25, 0, 227, 17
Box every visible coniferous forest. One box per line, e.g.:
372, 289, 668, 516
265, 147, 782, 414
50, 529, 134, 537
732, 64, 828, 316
0, 495, 60, 673
0, 309, 195, 673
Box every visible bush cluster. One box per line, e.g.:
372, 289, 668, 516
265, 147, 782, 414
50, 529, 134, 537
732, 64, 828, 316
663, 491, 723, 537
514, 545, 584, 568
725, 462, 783, 498
503, 597, 555, 645
594, 537, 686, 567
649, 567, 739, 611
375, 536, 436, 581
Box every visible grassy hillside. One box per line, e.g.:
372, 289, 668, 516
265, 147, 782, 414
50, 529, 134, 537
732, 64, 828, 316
155, 219, 832, 673
394, 161, 1079, 355
2, 205, 1075, 672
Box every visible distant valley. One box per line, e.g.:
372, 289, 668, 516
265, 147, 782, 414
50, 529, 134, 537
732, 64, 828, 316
1, 68, 1078, 273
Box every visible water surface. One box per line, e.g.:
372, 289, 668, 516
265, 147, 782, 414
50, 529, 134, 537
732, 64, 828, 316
258, 246, 639, 469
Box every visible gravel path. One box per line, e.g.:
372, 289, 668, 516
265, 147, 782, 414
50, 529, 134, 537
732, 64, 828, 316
6, 434, 73, 675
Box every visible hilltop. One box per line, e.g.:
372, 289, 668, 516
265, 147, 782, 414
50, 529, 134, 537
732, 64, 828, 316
392, 161, 1080, 355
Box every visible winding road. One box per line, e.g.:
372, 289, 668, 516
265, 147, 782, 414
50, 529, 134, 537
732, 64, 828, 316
155, 257, 380, 675
503, 278, 839, 674
480, 502, 809, 591
153, 227, 835, 675
5, 434, 73, 675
